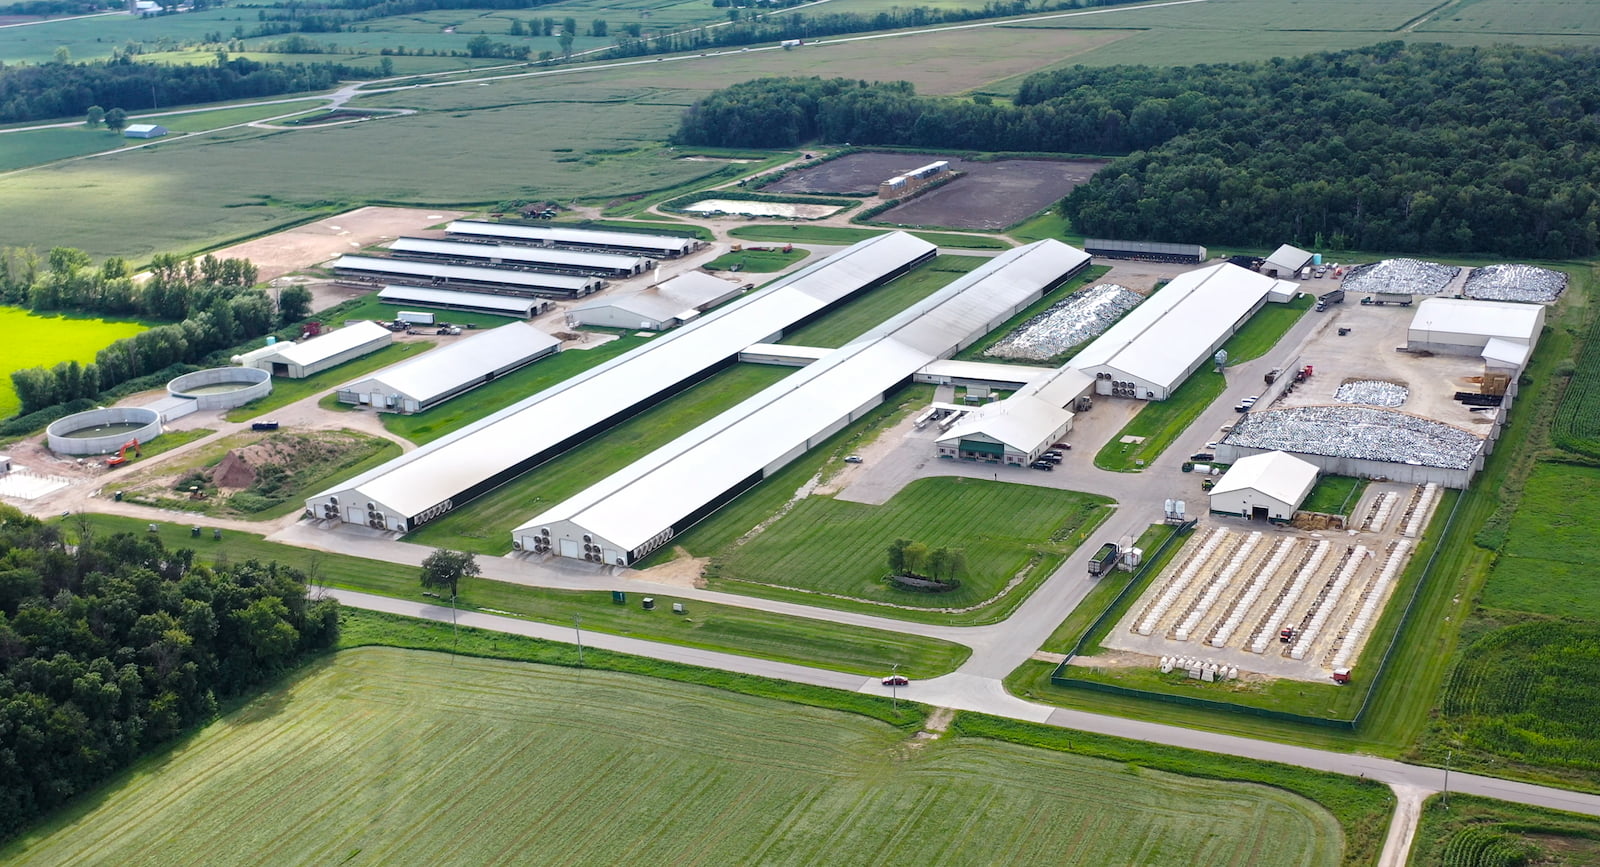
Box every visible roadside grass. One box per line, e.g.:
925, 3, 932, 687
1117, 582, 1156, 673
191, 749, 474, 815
1226, 293, 1314, 362
1038, 524, 1180, 654
715, 477, 1112, 611
56, 515, 969, 677
381, 336, 650, 445
704, 247, 808, 273
1408, 794, 1600, 866
148, 102, 326, 132
404, 362, 794, 554
0, 306, 149, 417
952, 264, 1111, 362
332, 293, 525, 330
1301, 475, 1369, 517
1, 645, 1350, 866
778, 255, 982, 348
221, 340, 436, 422
1006, 210, 1081, 245
728, 224, 1012, 249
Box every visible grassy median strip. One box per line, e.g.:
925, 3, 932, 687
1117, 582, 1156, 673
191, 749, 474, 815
59, 514, 970, 678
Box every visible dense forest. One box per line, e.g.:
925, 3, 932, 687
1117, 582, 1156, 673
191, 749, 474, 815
675, 44, 1600, 257
2, 248, 274, 416
0, 55, 368, 124
0, 507, 340, 840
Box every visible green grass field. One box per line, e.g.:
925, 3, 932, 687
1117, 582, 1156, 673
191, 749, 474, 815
383, 337, 650, 444
717, 477, 1111, 611
333, 293, 525, 330
60, 513, 970, 676
1301, 475, 1368, 517
0, 306, 149, 417
779, 255, 981, 348
1227, 294, 1314, 362
1409, 794, 1600, 866
704, 247, 808, 272
728, 224, 1011, 250
1482, 462, 1600, 619
406, 362, 794, 553
0, 648, 1343, 865
221, 339, 435, 422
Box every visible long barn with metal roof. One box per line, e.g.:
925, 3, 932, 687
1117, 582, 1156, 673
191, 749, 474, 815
512, 239, 1090, 565
388, 237, 651, 277
446, 221, 702, 258
331, 255, 604, 297
376, 285, 553, 318
305, 232, 936, 532
335, 322, 559, 414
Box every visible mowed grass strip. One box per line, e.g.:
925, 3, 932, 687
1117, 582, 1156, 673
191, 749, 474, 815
222, 339, 437, 422
779, 255, 982, 348
61, 514, 969, 677
405, 362, 795, 554
718, 477, 1111, 610
0, 648, 1343, 866
704, 247, 809, 272
0, 306, 149, 417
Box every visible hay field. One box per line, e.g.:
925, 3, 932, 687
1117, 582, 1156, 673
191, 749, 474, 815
0, 648, 1343, 865
0, 307, 148, 417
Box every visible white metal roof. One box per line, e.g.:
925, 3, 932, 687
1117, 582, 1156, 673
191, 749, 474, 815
338, 323, 557, 404
1481, 337, 1530, 368
310, 232, 935, 519
124, 123, 164, 133
389, 237, 648, 272
376, 285, 540, 316
447, 221, 696, 255
920, 359, 1055, 388
259, 320, 391, 367
1209, 450, 1319, 506
569, 292, 696, 324
654, 271, 744, 306
1016, 365, 1095, 406
1410, 297, 1543, 344
937, 399, 1073, 452
1068, 263, 1277, 390
332, 256, 596, 292
513, 239, 1089, 552
1264, 244, 1314, 275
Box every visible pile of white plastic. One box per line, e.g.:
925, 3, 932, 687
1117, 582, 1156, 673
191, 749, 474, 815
1343, 258, 1460, 296
984, 283, 1142, 361
1330, 540, 1411, 671
1174, 532, 1262, 642
1463, 264, 1568, 303
1224, 406, 1481, 469
1362, 491, 1399, 532
1249, 540, 1331, 654
1402, 483, 1441, 537
1291, 545, 1368, 660
1334, 380, 1409, 407
1210, 539, 1293, 648
1137, 527, 1226, 636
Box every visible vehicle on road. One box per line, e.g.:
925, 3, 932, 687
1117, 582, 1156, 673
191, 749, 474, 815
843, 455, 863, 464
882, 674, 909, 686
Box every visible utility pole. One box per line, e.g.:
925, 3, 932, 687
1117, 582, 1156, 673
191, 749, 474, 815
574, 614, 584, 667
1443, 749, 1452, 809
890, 663, 900, 712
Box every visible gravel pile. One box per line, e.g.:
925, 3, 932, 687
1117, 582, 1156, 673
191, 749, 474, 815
984, 284, 1142, 361
1343, 259, 1460, 297
1334, 380, 1408, 407
1463, 264, 1568, 303
1223, 406, 1480, 469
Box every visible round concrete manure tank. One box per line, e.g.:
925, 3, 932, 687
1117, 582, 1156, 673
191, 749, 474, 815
167, 367, 271, 410
46, 407, 162, 455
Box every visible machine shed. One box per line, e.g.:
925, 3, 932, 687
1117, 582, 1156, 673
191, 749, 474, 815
565, 271, 745, 331
237, 321, 392, 379
1407, 297, 1545, 356
1208, 450, 1319, 521
1262, 244, 1315, 279
335, 323, 558, 413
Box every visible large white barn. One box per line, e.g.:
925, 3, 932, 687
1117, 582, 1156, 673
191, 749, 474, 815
1069, 263, 1295, 400
305, 233, 937, 532
331, 255, 604, 297
376, 285, 553, 318
512, 239, 1091, 565
1207, 450, 1319, 521
335, 323, 559, 413
1406, 297, 1545, 356
235, 321, 392, 379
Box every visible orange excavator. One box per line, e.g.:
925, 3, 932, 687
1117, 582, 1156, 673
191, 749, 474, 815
106, 438, 141, 468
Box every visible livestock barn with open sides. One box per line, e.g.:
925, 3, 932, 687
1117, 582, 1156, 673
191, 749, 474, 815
387, 237, 652, 278
331, 255, 604, 298
1083, 239, 1207, 264
375, 286, 553, 318
335, 323, 559, 414
514, 239, 1091, 566
445, 221, 703, 258
305, 233, 937, 532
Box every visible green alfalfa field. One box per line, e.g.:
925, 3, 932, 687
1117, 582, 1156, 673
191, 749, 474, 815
0, 647, 1345, 865
1, 306, 148, 417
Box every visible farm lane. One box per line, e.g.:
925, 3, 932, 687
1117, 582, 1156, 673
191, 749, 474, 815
322, 587, 1600, 825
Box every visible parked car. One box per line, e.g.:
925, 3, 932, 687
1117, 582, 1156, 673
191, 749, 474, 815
1029, 461, 1055, 471
1189, 452, 1215, 462
1052, 442, 1072, 450
882, 674, 909, 687
843, 455, 863, 464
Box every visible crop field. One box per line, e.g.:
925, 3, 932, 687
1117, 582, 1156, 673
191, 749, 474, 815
0, 127, 132, 172
0, 7, 242, 64
881, 160, 1108, 230
0, 649, 1342, 865
1409, 794, 1600, 866
406, 362, 794, 553
0, 306, 148, 417
779, 255, 981, 348
1415, 0, 1600, 35
717, 477, 1111, 610
1480, 462, 1600, 619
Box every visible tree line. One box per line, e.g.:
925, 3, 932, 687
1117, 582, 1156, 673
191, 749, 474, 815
1, 247, 283, 417
0, 54, 370, 124
0, 507, 340, 841
674, 43, 1600, 257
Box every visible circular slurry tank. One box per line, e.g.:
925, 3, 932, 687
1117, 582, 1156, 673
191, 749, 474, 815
47, 407, 163, 456
168, 367, 272, 410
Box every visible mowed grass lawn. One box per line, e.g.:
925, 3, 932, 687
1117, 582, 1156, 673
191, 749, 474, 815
222, 339, 435, 422
704, 247, 809, 273
1482, 461, 1600, 618
406, 362, 795, 553
0, 306, 148, 417
0, 649, 1343, 866
719, 477, 1111, 610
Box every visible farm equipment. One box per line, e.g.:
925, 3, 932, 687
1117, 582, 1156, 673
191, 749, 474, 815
1088, 543, 1120, 577
1331, 668, 1352, 685
1293, 364, 1313, 383
1264, 368, 1282, 385
1315, 289, 1344, 311
301, 321, 324, 338
1279, 626, 1296, 643
251, 421, 280, 432
105, 438, 141, 468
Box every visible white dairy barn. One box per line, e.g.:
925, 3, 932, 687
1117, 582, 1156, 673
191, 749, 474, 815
1207, 450, 1319, 521
1069, 263, 1296, 400
335, 323, 559, 413
235, 321, 392, 379
935, 367, 1093, 465
513, 239, 1092, 565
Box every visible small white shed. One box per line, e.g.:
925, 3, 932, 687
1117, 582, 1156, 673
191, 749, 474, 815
1208, 450, 1319, 521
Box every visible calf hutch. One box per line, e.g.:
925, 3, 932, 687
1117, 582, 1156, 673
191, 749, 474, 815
336, 323, 559, 413
235, 321, 392, 379
1207, 450, 1319, 522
